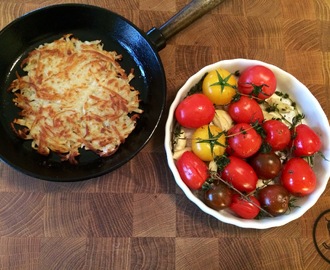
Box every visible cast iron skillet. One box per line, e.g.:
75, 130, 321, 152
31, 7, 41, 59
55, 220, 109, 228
0, 0, 224, 181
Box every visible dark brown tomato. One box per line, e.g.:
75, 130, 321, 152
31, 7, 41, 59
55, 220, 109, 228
204, 182, 233, 211
249, 151, 282, 179
258, 185, 290, 216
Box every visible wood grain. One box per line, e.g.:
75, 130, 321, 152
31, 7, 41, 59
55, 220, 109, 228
0, 0, 329, 269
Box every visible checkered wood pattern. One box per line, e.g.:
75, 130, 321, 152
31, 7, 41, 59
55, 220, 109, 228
0, 0, 329, 269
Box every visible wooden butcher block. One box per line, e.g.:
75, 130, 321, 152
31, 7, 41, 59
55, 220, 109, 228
0, 0, 329, 269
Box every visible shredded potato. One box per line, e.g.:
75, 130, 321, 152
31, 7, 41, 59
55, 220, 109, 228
9, 34, 142, 164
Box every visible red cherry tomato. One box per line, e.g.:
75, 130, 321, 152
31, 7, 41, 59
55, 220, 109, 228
262, 119, 291, 151
230, 194, 260, 219
238, 65, 277, 100
176, 151, 209, 190
221, 156, 258, 193
292, 124, 322, 157
227, 96, 264, 124
175, 93, 215, 128
227, 123, 262, 158
280, 157, 316, 197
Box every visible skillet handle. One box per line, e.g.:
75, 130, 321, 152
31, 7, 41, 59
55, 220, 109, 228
146, 0, 225, 51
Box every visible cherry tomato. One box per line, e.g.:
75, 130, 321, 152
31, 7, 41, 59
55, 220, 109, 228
249, 151, 282, 179
262, 119, 291, 151
204, 182, 233, 210
258, 185, 290, 217
191, 125, 226, 161
237, 65, 277, 100
175, 93, 215, 128
227, 96, 264, 124
280, 157, 316, 197
230, 194, 260, 219
220, 156, 258, 193
202, 68, 237, 105
176, 151, 209, 190
292, 124, 322, 157
227, 123, 262, 158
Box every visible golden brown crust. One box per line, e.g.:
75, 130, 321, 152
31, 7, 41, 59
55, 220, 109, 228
9, 34, 142, 164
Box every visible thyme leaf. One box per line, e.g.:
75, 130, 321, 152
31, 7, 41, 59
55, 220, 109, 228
188, 73, 207, 95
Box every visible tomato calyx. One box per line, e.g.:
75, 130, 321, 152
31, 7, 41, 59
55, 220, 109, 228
243, 82, 271, 98
210, 70, 237, 93
194, 125, 227, 157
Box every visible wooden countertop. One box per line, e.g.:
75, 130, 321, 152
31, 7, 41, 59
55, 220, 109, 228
0, 0, 329, 269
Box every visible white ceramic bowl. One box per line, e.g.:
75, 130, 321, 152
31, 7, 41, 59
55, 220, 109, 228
164, 59, 330, 229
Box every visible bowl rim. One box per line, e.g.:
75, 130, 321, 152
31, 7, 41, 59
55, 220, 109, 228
164, 58, 330, 229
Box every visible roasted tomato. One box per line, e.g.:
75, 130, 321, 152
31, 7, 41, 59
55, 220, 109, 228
220, 156, 258, 193
227, 123, 262, 158
249, 151, 282, 180
202, 68, 237, 105
176, 151, 209, 190
175, 93, 215, 129
237, 65, 276, 100
258, 185, 290, 216
227, 95, 264, 124
204, 182, 233, 211
230, 194, 260, 219
262, 119, 291, 151
292, 124, 322, 157
280, 157, 316, 197
191, 125, 226, 161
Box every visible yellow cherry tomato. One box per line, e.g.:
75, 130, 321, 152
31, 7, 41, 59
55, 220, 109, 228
202, 68, 237, 105
191, 125, 226, 162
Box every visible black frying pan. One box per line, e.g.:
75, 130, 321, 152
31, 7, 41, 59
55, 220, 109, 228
0, 0, 224, 181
